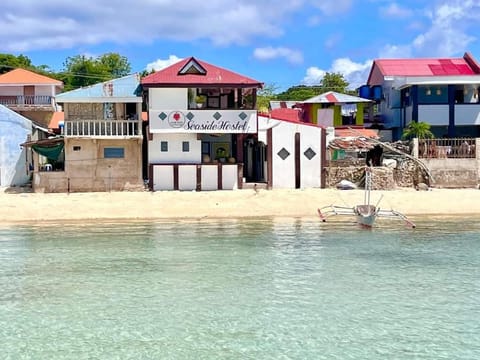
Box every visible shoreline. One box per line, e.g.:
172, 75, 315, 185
2, 187, 480, 225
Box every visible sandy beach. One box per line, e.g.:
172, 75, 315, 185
1, 187, 480, 224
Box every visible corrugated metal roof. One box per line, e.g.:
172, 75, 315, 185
0, 68, 63, 86
374, 58, 476, 77
302, 91, 372, 104
141, 57, 263, 88
56, 74, 141, 102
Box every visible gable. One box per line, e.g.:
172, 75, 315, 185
178, 58, 206, 75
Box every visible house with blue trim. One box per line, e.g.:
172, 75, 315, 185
360, 52, 480, 140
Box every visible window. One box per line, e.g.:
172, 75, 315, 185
182, 141, 190, 152
161, 141, 168, 152
104, 147, 124, 158
73, 146, 81, 151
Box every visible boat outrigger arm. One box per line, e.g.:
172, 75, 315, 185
317, 205, 416, 228
318, 167, 416, 228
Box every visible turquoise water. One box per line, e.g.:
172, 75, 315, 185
1, 217, 479, 359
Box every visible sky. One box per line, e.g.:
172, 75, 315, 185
1, 0, 480, 92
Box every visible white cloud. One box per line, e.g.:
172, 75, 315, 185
253, 47, 303, 64
309, 0, 353, 15
302, 58, 372, 89
146, 55, 183, 72
378, 1, 479, 58
379, 3, 414, 18
0, 0, 306, 51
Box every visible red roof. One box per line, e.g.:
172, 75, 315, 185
141, 57, 263, 88
371, 53, 480, 78
266, 108, 322, 128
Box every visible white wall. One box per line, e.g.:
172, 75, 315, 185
0, 86, 23, 96
271, 122, 296, 188
149, 88, 186, 109
299, 126, 321, 188
153, 165, 174, 191
149, 133, 201, 164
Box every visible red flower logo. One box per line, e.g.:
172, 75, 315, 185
173, 113, 181, 121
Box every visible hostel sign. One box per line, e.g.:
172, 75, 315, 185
149, 109, 257, 134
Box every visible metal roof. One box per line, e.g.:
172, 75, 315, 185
302, 91, 372, 104
55, 74, 142, 103
141, 57, 263, 88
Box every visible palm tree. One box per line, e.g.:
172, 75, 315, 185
402, 121, 434, 140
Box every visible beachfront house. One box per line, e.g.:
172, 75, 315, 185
25, 74, 145, 192
141, 57, 263, 191
0, 68, 63, 127
360, 52, 480, 140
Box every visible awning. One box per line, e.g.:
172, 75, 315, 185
21, 137, 65, 161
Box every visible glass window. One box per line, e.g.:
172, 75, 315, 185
161, 141, 168, 152
182, 141, 189, 152
104, 147, 124, 158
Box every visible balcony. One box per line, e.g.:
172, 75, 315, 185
0, 95, 54, 111
63, 119, 142, 138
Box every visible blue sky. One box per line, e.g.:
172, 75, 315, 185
1, 0, 480, 92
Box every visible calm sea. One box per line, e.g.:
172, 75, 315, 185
0, 217, 479, 359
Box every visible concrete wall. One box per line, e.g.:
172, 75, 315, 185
33, 138, 144, 192
422, 158, 478, 188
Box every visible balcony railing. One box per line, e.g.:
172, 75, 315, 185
63, 120, 142, 137
0, 95, 53, 107
419, 138, 476, 159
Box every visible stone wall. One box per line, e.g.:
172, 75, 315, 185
326, 160, 419, 190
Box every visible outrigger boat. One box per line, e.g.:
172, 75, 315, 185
318, 167, 416, 228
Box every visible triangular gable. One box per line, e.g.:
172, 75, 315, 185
178, 57, 206, 75
56, 74, 142, 102
0, 68, 63, 86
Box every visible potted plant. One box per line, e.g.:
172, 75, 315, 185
195, 95, 206, 108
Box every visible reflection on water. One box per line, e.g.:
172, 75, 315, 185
0, 217, 479, 359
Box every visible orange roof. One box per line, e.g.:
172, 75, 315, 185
0, 68, 63, 86
48, 112, 64, 129
335, 127, 379, 139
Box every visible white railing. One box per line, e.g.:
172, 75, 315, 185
63, 120, 142, 137
0, 95, 53, 106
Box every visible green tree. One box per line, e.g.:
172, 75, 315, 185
0, 53, 33, 74
257, 83, 279, 112
276, 85, 322, 101
98, 52, 131, 78
61, 53, 132, 90
319, 72, 349, 93
402, 121, 434, 140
